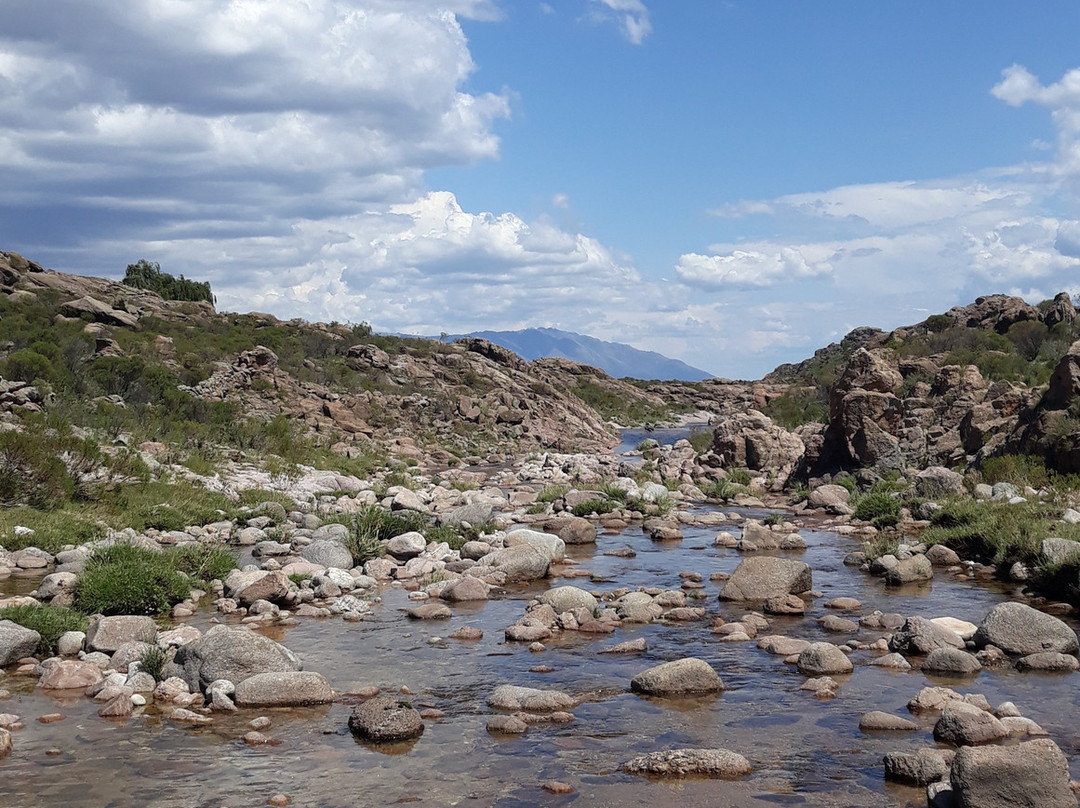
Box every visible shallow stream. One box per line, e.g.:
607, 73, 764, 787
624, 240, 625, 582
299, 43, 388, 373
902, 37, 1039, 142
2, 508, 1078, 808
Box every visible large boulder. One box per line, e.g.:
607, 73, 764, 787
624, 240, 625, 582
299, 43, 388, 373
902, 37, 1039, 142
504, 528, 565, 563
85, 615, 159, 654
39, 659, 104, 690
797, 642, 853, 676
933, 705, 1009, 746
164, 625, 302, 693
299, 540, 354, 570
972, 602, 1079, 656
0, 619, 40, 665
712, 410, 805, 486
474, 545, 551, 583
950, 738, 1076, 808
807, 484, 851, 511
541, 515, 597, 545
348, 695, 424, 742
888, 617, 965, 656
883, 555, 933, 586
630, 658, 724, 696
536, 586, 597, 615
234, 671, 333, 707
718, 557, 812, 601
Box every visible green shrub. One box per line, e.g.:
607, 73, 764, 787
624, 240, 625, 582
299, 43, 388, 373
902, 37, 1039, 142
0, 508, 105, 554
0, 429, 75, 509
123, 259, 214, 304
571, 499, 617, 517
853, 492, 901, 528
74, 544, 191, 616
763, 387, 827, 429
703, 477, 742, 502
341, 506, 428, 564
687, 427, 713, 454
763, 512, 785, 526
0, 603, 88, 655
727, 469, 752, 486
597, 481, 628, 502
138, 645, 167, 681
2, 348, 53, 384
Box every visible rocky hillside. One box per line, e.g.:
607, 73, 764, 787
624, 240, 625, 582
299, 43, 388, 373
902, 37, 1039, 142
0, 251, 682, 469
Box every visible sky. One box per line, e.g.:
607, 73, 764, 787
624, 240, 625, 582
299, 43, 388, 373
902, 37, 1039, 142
3, 1, 1080, 379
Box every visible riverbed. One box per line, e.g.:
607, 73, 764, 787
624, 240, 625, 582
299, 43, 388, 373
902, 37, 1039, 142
2, 507, 1077, 808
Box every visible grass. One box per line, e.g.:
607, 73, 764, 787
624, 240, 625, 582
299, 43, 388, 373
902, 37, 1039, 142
138, 644, 167, 681
536, 484, 569, 503
703, 478, 744, 502
0, 603, 88, 655
852, 491, 901, 529
571, 499, 619, 517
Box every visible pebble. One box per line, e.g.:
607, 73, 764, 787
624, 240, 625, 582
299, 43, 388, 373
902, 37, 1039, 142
541, 781, 575, 795
38, 714, 65, 724
267, 794, 291, 807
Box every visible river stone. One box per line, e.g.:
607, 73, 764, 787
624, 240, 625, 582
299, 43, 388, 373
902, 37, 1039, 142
39, 660, 104, 690
883, 748, 952, 785
756, 636, 810, 656
922, 647, 982, 677
973, 602, 1079, 656
35, 572, 77, 601
441, 502, 494, 530
599, 638, 647, 654
926, 544, 961, 566
438, 576, 489, 602
621, 748, 751, 778
950, 738, 1076, 808
488, 685, 575, 712
348, 695, 424, 742
475, 546, 551, 582
884, 555, 933, 586
1015, 651, 1080, 672
227, 570, 293, 607
487, 714, 528, 734
164, 625, 302, 693
234, 671, 333, 707
858, 711, 918, 731
1041, 537, 1080, 565
110, 641, 154, 673
85, 615, 159, 654
869, 652, 911, 670
0, 727, 10, 759
630, 658, 724, 696
537, 586, 597, 614
888, 617, 965, 655
797, 643, 853, 676
718, 557, 812, 601
57, 631, 85, 657
0, 620, 40, 666
385, 531, 426, 559
407, 603, 452, 620
933, 704, 1009, 746
542, 515, 596, 545
807, 484, 851, 510
930, 616, 977, 640
763, 594, 805, 615
504, 528, 565, 563
299, 540, 353, 570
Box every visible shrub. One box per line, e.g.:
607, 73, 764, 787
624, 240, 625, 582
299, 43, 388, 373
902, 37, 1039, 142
853, 492, 901, 528
764, 387, 827, 429
597, 481, 628, 502
0, 430, 75, 509
0, 603, 88, 655
341, 506, 428, 564
2, 348, 53, 384
138, 645, 167, 681
687, 427, 713, 454
763, 512, 785, 527
703, 477, 742, 502
571, 499, 617, 517
74, 544, 191, 616
727, 469, 752, 486
123, 259, 214, 304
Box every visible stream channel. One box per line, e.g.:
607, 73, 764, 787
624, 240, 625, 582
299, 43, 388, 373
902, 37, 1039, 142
1, 432, 1078, 807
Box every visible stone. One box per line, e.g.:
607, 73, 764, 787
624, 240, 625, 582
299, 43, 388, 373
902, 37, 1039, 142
859, 711, 918, 731
922, 647, 982, 677
299, 540, 353, 570
807, 484, 851, 510
475, 546, 551, 583
933, 705, 1009, 746
56, 631, 85, 657
488, 685, 575, 712
0, 620, 40, 666
163, 625, 302, 693
819, 614, 859, 633
926, 544, 961, 566
348, 695, 424, 742
797, 643, 852, 676
930, 617, 977, 640
973, 602, 1079, 656
883, 748, 952, 785
537, 586, 597, 614
756, 636, 810, 656
486, 714, 528, 734
385, 531, 427, 559
234, 672, 333, 707
621, 748, 752, 778
718, 557, 812, 601
1042, 537, 1080, 564
504, 528, 565, 563
39, 660, 104, 690
630, 658, 723, 696
888, 617, 965, 655
543, 515, 596, 545
0, 727, 10, 759
800, 676, 838, 698
869, 652, 911, 670
599, 638, 647, 654
915, 466, 965, 498
763, 594, 805, 615
438, 577, 489, 602
1015, 652, 1080, 672
407, 603, 452, 620
884, 555, 933, 586
83, 615, 160, 654
950, 739, 1076, 808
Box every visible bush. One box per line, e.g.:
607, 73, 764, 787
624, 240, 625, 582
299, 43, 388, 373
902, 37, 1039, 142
687, 427, 713, 454
138, 645, 167, 681
0, 603, 88, 655
764, 387, 827, 429
571, 499, 618, 517
74, 543, 191, 616
0, 429, 75, 509
123, 259, 214, 304
853, 492, 901, 528
727, 469, 752, 486
703, 478, 743, 502
341, 506, 428, 564
536, 484, 568, 503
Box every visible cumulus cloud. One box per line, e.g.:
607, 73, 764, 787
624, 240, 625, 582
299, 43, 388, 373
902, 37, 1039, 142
587, 0, 652, 44
676, 247, 832, 288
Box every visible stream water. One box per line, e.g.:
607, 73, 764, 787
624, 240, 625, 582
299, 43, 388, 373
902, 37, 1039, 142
2, 508, 1078, 808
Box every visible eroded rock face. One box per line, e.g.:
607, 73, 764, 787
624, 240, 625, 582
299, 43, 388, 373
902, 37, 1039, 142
950, 738, 1076, 808
719, 557, 812, 602
712, 410, 805, 487
972, 602, 1079, 656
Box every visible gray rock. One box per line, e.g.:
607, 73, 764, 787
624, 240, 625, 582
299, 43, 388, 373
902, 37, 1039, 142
883, 748, 951, 785
1015, 652, 1080, 672
441, 502, 493, 529
915, 466, 965, 498
0, 620, 40, 665
933, 705, 1009, 746
487, 684, 575, 712
299, 540, 353, 569
926, 544, 961, 566
475, 545, 551, 582
537, 586, 597, 614
884, 555, 933, 586
973, 602, 1079, 656
504, 528, 565, 563
718, 557, 812, 601
438, 576, 489, 602
348, 695, 424, 742
950, 738, 1076, 808
35, 572, 78, 601
807, 484, 851, 510
85, 615, 159, 654
385, 531, 427, 559
163, 625, 302, 693
621, 748, 751, 778
797, 642, 853, 676
888, 617, 965, 655
922, 647, 982, 677
234, 671, 333, 707
859, 711, 918, 731
756, 636, 810, 656
542, 515, 596, 545
56, 631, 86, 657
630, 658, 724, 696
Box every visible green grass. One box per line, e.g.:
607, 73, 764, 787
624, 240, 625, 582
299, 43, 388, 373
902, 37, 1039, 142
763, 386, 827, 429
536, 484, 569, 503
138, 644, 167, 681
0, 603, 88, 655
571, 499, 619, 517
852, 491, 901, 529
702, 478, 744, 502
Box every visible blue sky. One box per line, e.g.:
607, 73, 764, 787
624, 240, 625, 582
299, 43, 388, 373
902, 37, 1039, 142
3, 1, 1080, 378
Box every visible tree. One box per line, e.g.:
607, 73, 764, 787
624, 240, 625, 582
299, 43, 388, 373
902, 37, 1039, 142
122, 259, 214, 304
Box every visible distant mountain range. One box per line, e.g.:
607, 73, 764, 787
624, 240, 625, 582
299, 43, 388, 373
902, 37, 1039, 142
442, 327, 714, 381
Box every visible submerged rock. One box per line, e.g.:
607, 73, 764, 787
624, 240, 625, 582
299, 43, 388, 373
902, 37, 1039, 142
621, 748, 751, 778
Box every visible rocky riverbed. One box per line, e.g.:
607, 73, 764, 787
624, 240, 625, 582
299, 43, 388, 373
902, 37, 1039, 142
1, 453, 1079, 808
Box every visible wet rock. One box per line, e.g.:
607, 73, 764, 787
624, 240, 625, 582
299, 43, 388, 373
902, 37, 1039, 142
933, 704, 1009, 746
930, 617, 977, 640
888, 617, 965, 655
486, 714, 528, 734
797, 643, 852, 676
621, 748, 752, 778
488, 685, 575, 712
39, 660, 104, 690
950, 738, 1075, 808
859, 711, 918, 731
407, 603, 452, 620
883, 748, 952, 785
537, 586, 597, 614
348, 695, 424, 742
164, 625, 302, 693
819, 614, 859, 633
84, 615, 159, 654
505, 618, 552, 642
234, 671, 333, 707
763, 594, 805, 615
884, 555, 933, 586
475, 545, 551, 583
170, 708, 213, 726
800, 676, 838, 698
973, 602, 1079, 656
869, 652, 912, 670
1015, 652, 1080, 672
599, 638, 647, 654
756, 636, 810, 656
97, 694, 134, 718
0, 620, 40, 665
541, 781, 575, 795
439, 577, 489, 602
922, 647, 982, 677
718, 557, 812, 602
926, 544, 961, 566
825, 596, 861, 611
0, 727, 11, 759
449, 627, 483, 641
630, 658, 724, 696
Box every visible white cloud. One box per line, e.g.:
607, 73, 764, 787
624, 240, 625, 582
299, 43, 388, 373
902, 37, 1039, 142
676, 247, 832, 288
587, 0, 652, 44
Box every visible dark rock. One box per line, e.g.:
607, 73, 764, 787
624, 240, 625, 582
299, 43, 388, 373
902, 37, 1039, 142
348, 696, 424, 742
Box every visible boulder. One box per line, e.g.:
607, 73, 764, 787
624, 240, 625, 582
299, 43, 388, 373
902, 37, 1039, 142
883, 748, 952, 785
348, 696, 424, 742
807, 484, 851, 510
950, 738, 1076, 808
39, 660, 104, 690
797, 643, 853, 676
475, 545, 550, 583
1015, 652, 1080, 672
234, 671, 333, 707
922, 647, 981, 677
504, 528, 565, 563
858, 711, 918, 731
933, 705, 1009, 746
883, 555, 933, 586
926, 544, 961, 566
1041, 537, 1080, 565
888, 617, 965, 655
85, 616, 159, 654
630, 658, 724, 696
542, 515, 596, 545
536, 586, 597, 615
0, 620, 40, 665
164, 625, 302, 693
385, 531, 427, 559
621, 748, 751, 778
972, 602, 1079, 656
915, 466, 965, 498
718, 557, 812, 602
438, 576, 489, 602
712, 410, 805, 485
487, 685, 575, 712
299, 540, 353, 570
